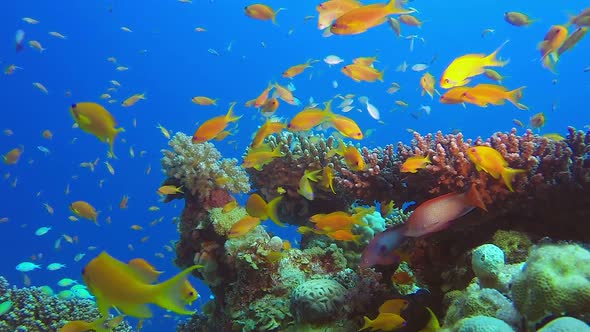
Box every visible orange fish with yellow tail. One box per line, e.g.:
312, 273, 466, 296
244, 4, 284, 25
461, 84, 528, 110
192, 102, 241, 143
317, 0, 362, 30
538, 25, 568, 73
330, 0, 411, 35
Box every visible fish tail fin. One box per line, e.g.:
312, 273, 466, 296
506, 86, 526, 106
88, 316, 110, 332
542, 54, 559, 73
108, 127, 125, 159
272, 8, 286, 25
271, 145, 285, 158
225, 102, 242, 122
386, 0, 409, 14
152, 265, 201, 316
266, 195, 284, 227
501, 167, 526, 192
486, 40, 510, 67
304, 169, 322, 182
359, 316, 373, 331
323, 99, 334, 116
466, 184, 487, 212
378, 69, 385, 82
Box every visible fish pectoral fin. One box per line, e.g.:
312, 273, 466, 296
76, 113, 92, 126
117, 302, 153, 319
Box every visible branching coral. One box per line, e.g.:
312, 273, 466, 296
161, 132, 250, 202
0, 277, 132, 332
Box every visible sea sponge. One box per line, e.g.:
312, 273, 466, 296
290, 279, 348, 323
491, 229, 532, 264
537, 317, 590, 332
160, 132, 250, 199
443, 284, 521, 329
451, 315, 515, 332
510, 243, 590, 323
471, 244, 505, 285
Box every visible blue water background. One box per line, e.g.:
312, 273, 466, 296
1, 0, 589, 330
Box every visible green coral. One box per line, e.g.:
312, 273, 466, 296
491, 229, 532, 264
232, 294, 291, 331
511, 243, 590, 323
160, 132, 250, 199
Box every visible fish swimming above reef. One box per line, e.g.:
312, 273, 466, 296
82, 251, 202, 318
360, 185, 486, 267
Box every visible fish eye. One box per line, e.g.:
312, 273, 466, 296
189, 291, 194, 296
81, 267, 85, 275
378, 245, 387, 254
444, 79, 450, 83
71, 104, 77, 108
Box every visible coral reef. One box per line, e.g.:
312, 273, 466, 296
161, 132, 250, 203
0, 277, 132, 331
166, 127, 590, 331
511, 243, 590, 324
290, 279, 348, 323
537, 317, 590, 332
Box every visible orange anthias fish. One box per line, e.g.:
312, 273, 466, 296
287, 101, 333, 132
70, 200, 99, 224
70, 103, 125, 157
244, 4, 284, 24
310, 210, 368, 232
341, 63, 384, 82
273, 82, 298, 105
317, 0, 362, 30
330, 0, 411, 35
400, 155, 431, 173
440, 40, 509, 89
538, 25, 568, 73
254, 83, 273, 107
251, 119, 286, 148
328, 114, 363, 140
261, 98, 280, 116
327, 139, 365, 171
530, 112, 546, 129
282, 59, 317, 78
466, 146, 526, 192
228, 216, 261, 238
359, 312, 406, 331
82, 251, 201, 318
192, 103, 242, 143
242, 144, 285, 171
461, 84, 528, 110
439, 87, 471, 105
3, 147, 23, 165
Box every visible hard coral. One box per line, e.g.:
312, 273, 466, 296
0, 277, 132, 332
511, 243, 590, 324
161, 132, 250, 201
290, 279, 348, 324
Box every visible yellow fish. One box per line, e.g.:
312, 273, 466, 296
70, 103, 124, 157
440, 40, 509, 89
400, 155, 431, 173
466, 146, 526, 192
82, 251, 201, 318
122, 93, 146, 107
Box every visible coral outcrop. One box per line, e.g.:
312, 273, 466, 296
0, 277, 132, 331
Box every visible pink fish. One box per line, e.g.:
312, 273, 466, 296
360, 184, 486, 267
15, 30, 25, 52
403, 184, 486, 237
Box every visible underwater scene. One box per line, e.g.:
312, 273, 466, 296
1, 0, 590, 331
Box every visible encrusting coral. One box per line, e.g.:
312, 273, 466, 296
0, 277, 132, 331
511, 243, 590, 324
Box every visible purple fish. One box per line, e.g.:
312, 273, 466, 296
15, 30, 25, 52
360, 224, 407, 268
